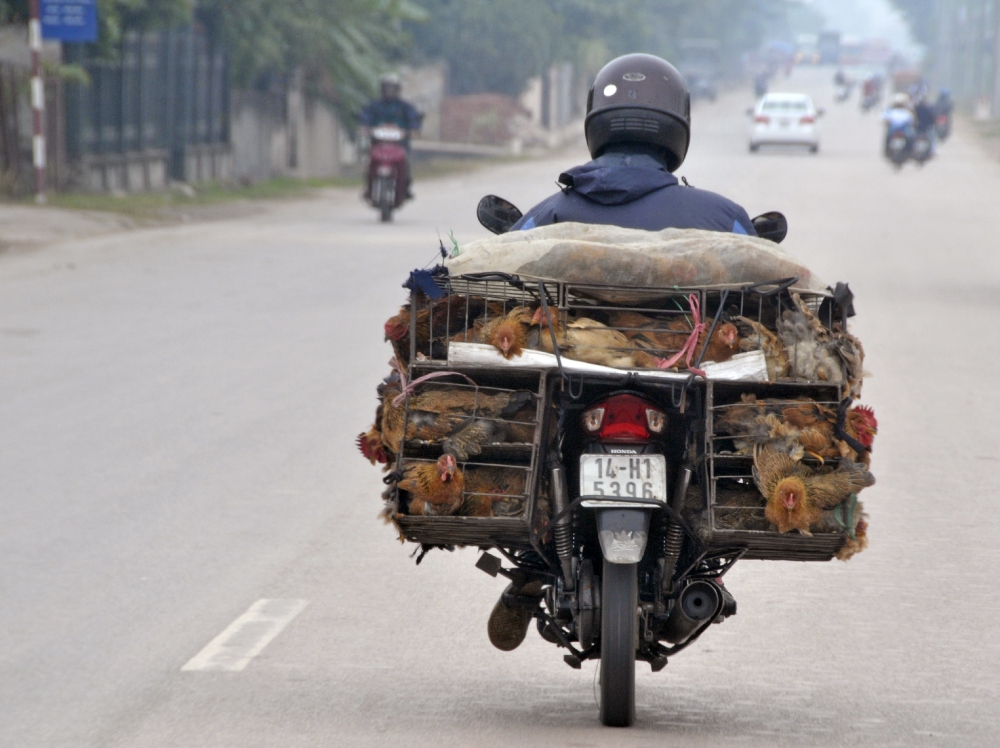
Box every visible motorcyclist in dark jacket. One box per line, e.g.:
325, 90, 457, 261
511, 54, 756, 236
359, 73, 422, 199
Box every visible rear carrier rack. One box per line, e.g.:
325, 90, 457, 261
398, 273, 840, 386
390, 274, 863, 561
695, 380, 855, 561
389, 368, 553, 550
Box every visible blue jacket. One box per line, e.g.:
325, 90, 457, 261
511, 150, 756, 236
359, 99, 423, 131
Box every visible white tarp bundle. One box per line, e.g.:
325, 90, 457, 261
447, 223, 827, 293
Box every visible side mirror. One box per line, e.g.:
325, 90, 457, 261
746, 107, 755, 116
477, 195, 523, 235
816, 107, 826, 117
752, 211, 788, 244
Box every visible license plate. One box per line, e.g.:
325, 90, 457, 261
779, 118, 791, 127
579, 454, 666, 502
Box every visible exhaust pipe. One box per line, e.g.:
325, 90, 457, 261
659, 581, 721, 644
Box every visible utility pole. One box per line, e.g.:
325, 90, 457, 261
29, 0, 46, 204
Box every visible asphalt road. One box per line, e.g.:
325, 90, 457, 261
3, 67, 999, 747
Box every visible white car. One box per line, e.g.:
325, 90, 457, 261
749, 93, 822, 153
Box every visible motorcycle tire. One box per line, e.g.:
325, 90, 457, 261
376, 175, 395, 222
600, 562, 637, 727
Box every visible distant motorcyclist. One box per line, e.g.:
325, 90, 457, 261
935, 88, 953, 118
359, 73, 422, 199
912, 91, 938, 156
881, 93, 915, 158
754, 71, 769, 98
511, 54, 756, 235
935, 88, 953, 140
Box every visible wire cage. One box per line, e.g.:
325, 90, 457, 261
699, 380, 854, 561
402, 273, 842, 385
390, 367, 553, 550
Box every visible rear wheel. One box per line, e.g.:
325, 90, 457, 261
749, 143, 759, 153
600, 562, 637, 727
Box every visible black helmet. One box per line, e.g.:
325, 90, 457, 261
585, 54, 691, 171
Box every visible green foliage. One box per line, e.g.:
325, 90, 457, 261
409, 0, 796, 97
198, 0, 425, 117
405, 0, 556, 95
91, 0, 193, 56
0, 0, 27, 23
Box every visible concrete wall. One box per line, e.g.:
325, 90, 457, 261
399, 63, 446, 141
230, 80, 346, 183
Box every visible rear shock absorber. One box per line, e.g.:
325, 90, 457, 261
661, 465, 693, 595
549, 463, 575, 591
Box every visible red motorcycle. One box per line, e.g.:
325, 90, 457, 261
366, 124, 409, 222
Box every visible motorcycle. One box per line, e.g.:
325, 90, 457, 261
935, 112, 951, 142
834, 82, 851, 103
461, 198, 794, 727
366, 123, 409, 222
911, 131, 934, 165
884, 125, 912, 168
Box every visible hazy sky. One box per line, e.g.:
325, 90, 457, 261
807, 0, 922, 60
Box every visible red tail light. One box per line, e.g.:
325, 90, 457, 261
800, 115, 815, 124
754, 115, 770, 124
581, 394, 667, 442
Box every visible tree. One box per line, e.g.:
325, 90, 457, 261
408, 0, 797, 97
197, 0, 425, 117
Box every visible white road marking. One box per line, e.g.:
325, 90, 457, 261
181, 599, 308, 672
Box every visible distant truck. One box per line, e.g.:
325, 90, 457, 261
795, 34, 820, 65
818, 31, 841, 65
679, 39, 720, 102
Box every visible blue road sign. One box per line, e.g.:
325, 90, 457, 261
41, 1, 99, 43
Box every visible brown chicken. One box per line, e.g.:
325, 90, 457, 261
398, 455, 465, 516
753, 444, 875, 534
460, 466, 528, 517
780, 400, 878, 464
531, 309, 662, 369
357, 423, 389, 465
607, 310, 741, 366
733, 316, 789, 380
777, 294, 845, 384
504, 404, 538, 444
381, 381, 534, 456
481, 306, 536, 359
380, 380, 471, 454
384, 297, 502, 366
716, 394, 878, 465
833, 328, 866, 400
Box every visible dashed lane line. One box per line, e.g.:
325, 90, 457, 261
181, 599, 308, 672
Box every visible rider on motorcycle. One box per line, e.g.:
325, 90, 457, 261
936, 88, 954, 118
912, 91, 938, 156
511, 54, 756, 236
359, 73, 422, 199
881, 93, 916, 156
935, 88, 954, 140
